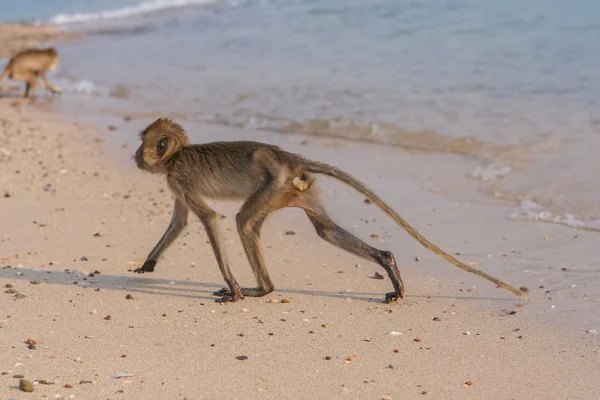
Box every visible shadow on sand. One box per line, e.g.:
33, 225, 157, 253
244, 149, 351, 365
0, 266, 515, 304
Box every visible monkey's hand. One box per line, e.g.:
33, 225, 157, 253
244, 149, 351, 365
51, 85, 62, 94
134, 260, 157, 273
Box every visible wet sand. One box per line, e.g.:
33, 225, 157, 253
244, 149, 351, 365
1, 100, 599, 399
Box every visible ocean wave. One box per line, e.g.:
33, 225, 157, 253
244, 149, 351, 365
46, 0, 219, 25
509, 200, 600, 232
53, 78, 109, 95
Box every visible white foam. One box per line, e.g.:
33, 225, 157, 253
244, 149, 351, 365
46, 0, 219, 25
470, 164, 511, 181
53, 78, 109, 95
509, 200, 600, 231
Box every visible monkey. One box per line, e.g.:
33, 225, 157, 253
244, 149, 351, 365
133, 118, 528, 303
0, 47, 61, 98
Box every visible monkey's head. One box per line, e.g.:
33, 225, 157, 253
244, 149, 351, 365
135, 118, 191, 174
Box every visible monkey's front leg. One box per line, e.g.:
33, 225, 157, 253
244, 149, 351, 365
39, 72, 61, 94
135, 199, 188, 273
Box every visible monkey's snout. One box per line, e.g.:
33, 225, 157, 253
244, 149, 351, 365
134, 147, 144, 168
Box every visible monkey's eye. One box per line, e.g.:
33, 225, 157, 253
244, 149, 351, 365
157, 137, 168, 156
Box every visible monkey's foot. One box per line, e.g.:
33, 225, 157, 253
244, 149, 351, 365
213, 287, 272, 297
215, 288, 243, 303
215, 293, 243, 303
134, 260, 156, 274
383, 292, 403, 304
213, 287, 230, 296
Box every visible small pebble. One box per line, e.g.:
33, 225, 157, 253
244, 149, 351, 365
25, 338, 36, 345
268, 299, 279, 304
30, 280, 40, 285
5, 284, 13, 288
372, 272, 385, 280
236, 356, 248, 361
81, 256, 89, 261
370, 233, 379, 238
325, 356, 332, 360
280, 298, 290, 303
463, 381, 474, 387
393, 349, 400, 353
432, 317, 441, 321
284, 230, 296, 236
14, 374, 25, 378
108, 125, 117, 131
5, 289, 17, 294
104, 315, 112, 320
64, 383, 73, 388
125, 294, 134, 300
27, 344, 35, 350
19, 379, 34, 392
414, 338, 422, 342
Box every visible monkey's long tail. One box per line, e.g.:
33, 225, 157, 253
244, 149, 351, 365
304, 160, 528, 298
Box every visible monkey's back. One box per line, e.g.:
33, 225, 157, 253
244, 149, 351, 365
168, 141, 296, 199
5, 48, 58, 78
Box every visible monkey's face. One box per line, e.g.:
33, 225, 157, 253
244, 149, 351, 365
135, 118, 190, 174
135, 137, 169, 174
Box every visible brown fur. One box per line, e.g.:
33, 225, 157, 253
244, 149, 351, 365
134, 118, 528, 303
0, 47, 61, 98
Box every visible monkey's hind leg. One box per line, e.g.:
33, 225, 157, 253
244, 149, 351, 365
296, 189, 405, 303
215, 182, 283, 299
21, 71, 39, 99
40, 72, 61, 94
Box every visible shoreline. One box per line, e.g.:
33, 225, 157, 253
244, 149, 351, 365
2, 20, 599, 331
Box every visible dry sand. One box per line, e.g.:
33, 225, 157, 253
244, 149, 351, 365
1, 99, 599, 400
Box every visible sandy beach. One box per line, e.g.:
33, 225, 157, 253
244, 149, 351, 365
1, 18, 600, 400
1, 99, 599, 399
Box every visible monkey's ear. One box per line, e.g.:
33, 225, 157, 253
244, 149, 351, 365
157, 137, 169, 157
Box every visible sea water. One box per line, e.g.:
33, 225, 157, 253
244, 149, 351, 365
3, 0, 600, 227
